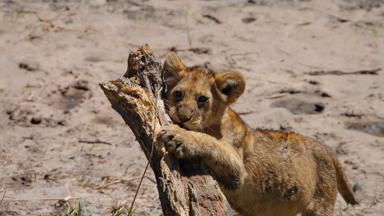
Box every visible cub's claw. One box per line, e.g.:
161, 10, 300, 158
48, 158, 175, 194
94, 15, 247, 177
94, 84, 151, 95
157, 125, 197, 158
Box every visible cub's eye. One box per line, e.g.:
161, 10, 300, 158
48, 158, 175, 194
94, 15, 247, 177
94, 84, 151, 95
197, 96, 208, 108
173, 90, 183, 101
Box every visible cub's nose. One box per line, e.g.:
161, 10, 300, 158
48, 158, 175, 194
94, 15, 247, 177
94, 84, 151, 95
177, 105, 194, 123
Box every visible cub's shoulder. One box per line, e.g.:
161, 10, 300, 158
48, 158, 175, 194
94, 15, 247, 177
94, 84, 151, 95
254, 129, 308, 143
252, 129, 321, 154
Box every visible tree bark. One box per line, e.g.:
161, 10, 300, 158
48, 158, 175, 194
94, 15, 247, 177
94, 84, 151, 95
99, 45, 228, 216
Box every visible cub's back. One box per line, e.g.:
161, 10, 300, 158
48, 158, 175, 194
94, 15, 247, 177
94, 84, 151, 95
239, 130, 320, 211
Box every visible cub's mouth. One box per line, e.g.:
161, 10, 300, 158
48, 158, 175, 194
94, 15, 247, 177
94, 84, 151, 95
168, 107, 186, 126
169, 113, 192, 129
179, 120, 201, 131
168, 107, 201, 131
167, 107, 202, 131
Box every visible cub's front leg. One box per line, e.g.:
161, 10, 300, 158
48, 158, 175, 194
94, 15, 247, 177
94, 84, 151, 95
158, 124, 246, 190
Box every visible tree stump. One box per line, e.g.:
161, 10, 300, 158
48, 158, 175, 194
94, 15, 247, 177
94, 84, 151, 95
99, 45, 228, 216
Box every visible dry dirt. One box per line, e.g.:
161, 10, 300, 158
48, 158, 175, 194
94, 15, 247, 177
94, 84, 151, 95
0, 0, 384, 215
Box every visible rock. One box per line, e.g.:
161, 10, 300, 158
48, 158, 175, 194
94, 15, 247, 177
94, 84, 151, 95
30, 117, 42, 125
242, 17, 256, 24
352, 183, 362, 192
19, 61, 40, 72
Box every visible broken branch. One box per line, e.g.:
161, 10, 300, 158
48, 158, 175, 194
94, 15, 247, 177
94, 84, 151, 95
99, 45, 228, 216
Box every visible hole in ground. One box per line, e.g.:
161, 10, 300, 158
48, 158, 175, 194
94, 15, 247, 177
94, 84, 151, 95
271, 98, 325, 115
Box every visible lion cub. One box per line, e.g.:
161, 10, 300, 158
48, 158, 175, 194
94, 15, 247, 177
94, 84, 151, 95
158, 53, 358, 216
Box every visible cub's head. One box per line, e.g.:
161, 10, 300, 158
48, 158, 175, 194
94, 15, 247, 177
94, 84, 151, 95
162, 52, 245, 131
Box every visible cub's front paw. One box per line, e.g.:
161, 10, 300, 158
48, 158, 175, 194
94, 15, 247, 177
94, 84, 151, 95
158, 125, 198, 158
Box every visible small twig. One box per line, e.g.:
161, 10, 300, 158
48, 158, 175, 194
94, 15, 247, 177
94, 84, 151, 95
97, 176, 141, 189
238, 111, 255, 116
145, 176, 156, 184
0, 188, 6, 207
78, 139, 112, 146
224, 52, 258, 72
2, 196, 79, 202
341, 112, 363, 119
16, 9, 61, 23
265, 93, 289, 99
19, 9, 103, 37
169, 47, 211, 54
306, 68, 381, 76
128, 159, 151, 214
202, 14, 222, 24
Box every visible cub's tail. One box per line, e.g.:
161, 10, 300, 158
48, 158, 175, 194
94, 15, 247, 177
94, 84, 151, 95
331, 154, 359, 205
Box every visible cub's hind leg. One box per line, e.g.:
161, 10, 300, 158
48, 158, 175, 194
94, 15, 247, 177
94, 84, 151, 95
302, 181, 337, 216
302, 151, 338, 216
302, 195, 336, 216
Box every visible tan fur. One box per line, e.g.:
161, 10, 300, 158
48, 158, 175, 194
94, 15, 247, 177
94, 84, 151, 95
158, 53, 358, 216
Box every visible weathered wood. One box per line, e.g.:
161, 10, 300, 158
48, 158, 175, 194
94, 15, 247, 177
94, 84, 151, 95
100, 45, 228, 216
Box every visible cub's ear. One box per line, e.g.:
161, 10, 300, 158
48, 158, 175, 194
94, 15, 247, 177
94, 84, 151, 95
215, 71, 245, 104
162, 52, 187, 86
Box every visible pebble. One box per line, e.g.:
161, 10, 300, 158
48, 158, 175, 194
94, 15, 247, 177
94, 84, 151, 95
30, 117, 42, 125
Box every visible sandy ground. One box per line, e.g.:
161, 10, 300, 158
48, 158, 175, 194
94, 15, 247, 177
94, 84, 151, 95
0, 0, 384, 215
